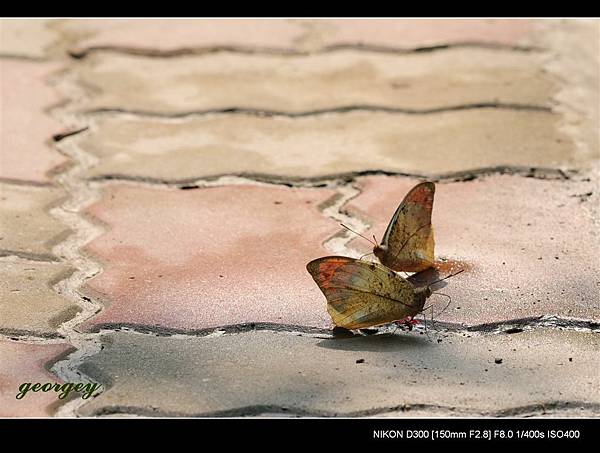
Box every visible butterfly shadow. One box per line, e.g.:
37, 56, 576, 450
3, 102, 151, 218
315, 330, 434, 353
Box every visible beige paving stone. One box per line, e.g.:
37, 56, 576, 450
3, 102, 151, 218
77, 328, 600, 416
80, 184, 340, 331
306, 19, 537, 49
62, 19, 308, 54
538, 20, 600, 173
0, 19, 59, 58
75, 109, 574, 182
62, 19, 536, 55
345, 175, 600, 325
67, 49, 553, 114
0, 183, 71, 259
0, 59, 70, 183
0, 339, 71, 417
0, 258, 78, 337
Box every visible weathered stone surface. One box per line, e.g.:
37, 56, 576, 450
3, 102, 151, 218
308, 19, 537, 49
77, 328, 600, 416
74, 109, 575, 182
0, 59, 69, 183
0, 339, 71, 417
62, 19, 536, 55
0, 19, 59, 58
0, 257, 77, 336
345, 175, 600, 325
538, 20, 600, 173
0, 183, 70, 259
80, 184, 340, 331
68, 49, 553, 114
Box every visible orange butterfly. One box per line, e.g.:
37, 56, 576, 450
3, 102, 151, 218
306, 256, 432, 330
373, 181, 435, 273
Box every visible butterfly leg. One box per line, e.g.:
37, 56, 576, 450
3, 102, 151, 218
421, 313, 431, 340
394, 316, 419, 332
358, 251, 375, 261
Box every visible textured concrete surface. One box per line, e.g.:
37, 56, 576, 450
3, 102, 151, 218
0, 339, 71, 417
0, 183, 71, 260
80, 184, 340, 331
346, 175, 600, 325
0, 258, 77, 336
77, 328, 600, 416
62, 19, 535, 55
0, 59, 69, 183
74, 109, 575, 181
67, 49, 553, 114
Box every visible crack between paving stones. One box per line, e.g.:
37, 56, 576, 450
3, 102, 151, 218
84, 315, 600, 338
85, 166, 577, 189
82, 103, 552, 119
69, 42, 543, 59
0, 250, 61, 263
43, 66, 108, 417
0, 329, 66, 342
86, 400, 600, 418
0, 177, 57, 188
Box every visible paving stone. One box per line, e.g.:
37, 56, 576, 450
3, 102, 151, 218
62, 19, 535, 55
0, 339, 71, 417
77, 328, 600, 416
75, 109, 575, 182
345, 175, 600, 325
0, 183, 71, 259
80, 184, 340, 331
306, 19, 537, 49
0, 59, 70, 183
0, 257, 78, 337
0, 19, 59, 58
62, 19, 308, 54
538, 20, 600, 173
68, 49, 553, 114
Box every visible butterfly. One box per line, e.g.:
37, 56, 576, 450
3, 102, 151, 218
372, 181, 435, 273
306, 256, 432, 330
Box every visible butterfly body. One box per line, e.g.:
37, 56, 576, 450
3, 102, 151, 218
307, 256, 431, 330
374, 182, 436, 273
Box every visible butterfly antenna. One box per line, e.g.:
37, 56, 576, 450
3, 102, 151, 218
373, 234, 379, 247
427, 268, 465, 291
340, 223, 377, 247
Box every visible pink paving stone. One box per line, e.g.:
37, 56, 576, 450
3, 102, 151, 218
0, 59, 70, 184
0, 340, 71, 417
80, 184, 341, 331
65, 19, 536, 54
344, 175, 600, 325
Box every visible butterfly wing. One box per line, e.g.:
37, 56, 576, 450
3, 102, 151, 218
375, 182, 435, 272
306, 256, 422, 329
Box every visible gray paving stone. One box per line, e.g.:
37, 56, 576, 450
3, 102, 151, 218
77, 328, 600, 416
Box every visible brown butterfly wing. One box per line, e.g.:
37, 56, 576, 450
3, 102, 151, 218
306, 256, 422, 329
374, 182, 435, 272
